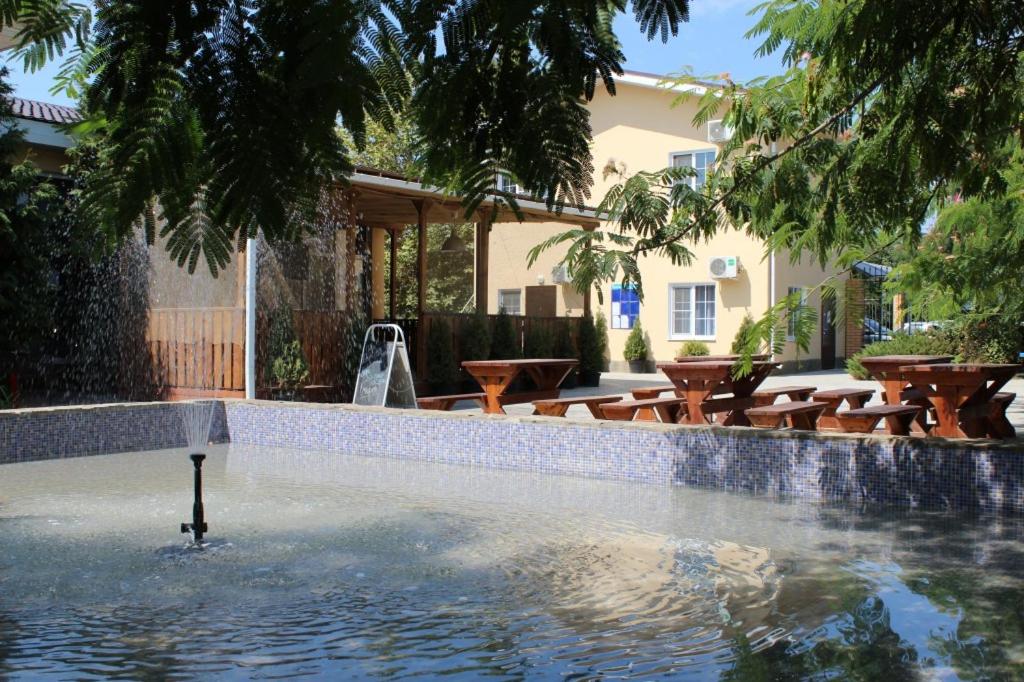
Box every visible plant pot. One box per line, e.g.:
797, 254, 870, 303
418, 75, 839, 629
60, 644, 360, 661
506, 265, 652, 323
627, 359, 647, 373
559, 369, 579, 390
578, 370, 601, 387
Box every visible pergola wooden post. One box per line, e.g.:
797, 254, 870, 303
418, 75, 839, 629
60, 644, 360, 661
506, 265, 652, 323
475, 213, 492, 314
414, 199, 431, 319
389, 227, 398, 319
581, 223, 593, 317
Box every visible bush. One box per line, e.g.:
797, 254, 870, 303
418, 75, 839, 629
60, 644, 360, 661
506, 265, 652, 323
577, 315, 602, 376
266, 307, 310, 389
847, 331, 955, 380
426, 319, 459, 391
731, 313, 757, 354
490, 308, 521, 359
944, 316, 1021, 363
523, 325, 554, 358
459, 313, 491, 361
678, 340, 710, 357
623, 320, 648, 361
595, 311, 610, 371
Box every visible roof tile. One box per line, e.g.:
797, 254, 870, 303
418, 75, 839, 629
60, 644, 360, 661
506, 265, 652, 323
7, 96, 81, 125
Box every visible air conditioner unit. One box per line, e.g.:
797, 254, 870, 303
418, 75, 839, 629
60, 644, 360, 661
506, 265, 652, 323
707, 119, 734, 143
709, 256, 740, 279
551, 264, 570, 284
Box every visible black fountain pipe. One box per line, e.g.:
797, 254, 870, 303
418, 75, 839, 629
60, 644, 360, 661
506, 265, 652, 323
181, 453, 209, 543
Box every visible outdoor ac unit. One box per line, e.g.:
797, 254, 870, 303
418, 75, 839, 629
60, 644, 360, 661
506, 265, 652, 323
551, 264, 570, 284
709, 256, 740, 279
707, 119, 734, 143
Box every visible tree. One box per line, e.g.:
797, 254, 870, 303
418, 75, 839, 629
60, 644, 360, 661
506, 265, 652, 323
529, 0, 1024, 369
8, 0, 691, 275
0, 70, 59, 364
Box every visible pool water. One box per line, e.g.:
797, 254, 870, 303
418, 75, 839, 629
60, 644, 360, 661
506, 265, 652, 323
1, 445, 1023, 679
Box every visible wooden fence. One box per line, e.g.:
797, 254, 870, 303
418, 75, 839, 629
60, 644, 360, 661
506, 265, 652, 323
147, 308, 246, 398
146, 307, 583, 397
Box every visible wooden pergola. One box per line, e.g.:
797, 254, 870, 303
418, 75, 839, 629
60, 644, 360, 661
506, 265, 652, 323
345, 166, 602, 318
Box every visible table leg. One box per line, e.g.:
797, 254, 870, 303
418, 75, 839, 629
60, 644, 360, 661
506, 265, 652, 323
928, 385, 965, 438
473, 370, 519, 415
682, 381, 715, 424
816, 397, 844, 430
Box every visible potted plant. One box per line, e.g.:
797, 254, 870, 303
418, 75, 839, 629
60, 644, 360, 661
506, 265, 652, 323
678, 340, 710, 357
595, 312, 610, 371
731, 313, 756, 354
623, 320, 648, 373
489, 307, 522, 360
577, 315, 602, 386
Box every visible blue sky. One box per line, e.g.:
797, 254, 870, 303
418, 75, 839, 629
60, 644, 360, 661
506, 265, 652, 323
5, 0, 781, 107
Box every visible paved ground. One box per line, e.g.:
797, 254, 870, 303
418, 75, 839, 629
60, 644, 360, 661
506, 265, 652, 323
452, 368, 1024, 431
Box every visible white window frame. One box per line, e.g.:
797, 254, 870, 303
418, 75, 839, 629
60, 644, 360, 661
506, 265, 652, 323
786, 286, 808, 341
669, 149, 717, 190
496, 173, 519, 195
498, 288, 522, 315
668, 282, 717, 341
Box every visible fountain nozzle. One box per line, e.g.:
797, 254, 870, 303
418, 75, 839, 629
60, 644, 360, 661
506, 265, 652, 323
181, 453, 209, 544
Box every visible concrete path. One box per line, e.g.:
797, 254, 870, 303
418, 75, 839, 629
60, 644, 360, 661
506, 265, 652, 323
451, 368, 1024, 432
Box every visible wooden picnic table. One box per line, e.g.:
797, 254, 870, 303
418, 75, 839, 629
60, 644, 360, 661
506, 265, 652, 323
461, 359, 578, 415
898, 363, 1019, 439
859, 354, 954, 433
673, 354, 771, 363
657, 360, 779, 425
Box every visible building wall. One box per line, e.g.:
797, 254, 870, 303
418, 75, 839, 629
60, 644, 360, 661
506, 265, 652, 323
488, 80, 845, 370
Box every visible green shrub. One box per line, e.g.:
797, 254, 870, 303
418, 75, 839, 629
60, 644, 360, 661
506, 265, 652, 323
426, 319, 459, 391
623, 320, 648, 361
523, 325, 554, 358
731, 313, 757, 354
489, 308, 521, 359
595, 311, 610, 371
847, 331, 956, 380
266, 307, 310, 389
944, 316, 1021, 363
678, 340, 710, 357
459, 313, 491, 361
577, 315, 602, 376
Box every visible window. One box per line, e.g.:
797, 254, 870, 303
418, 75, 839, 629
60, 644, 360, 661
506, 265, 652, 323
669, 284, 716, 339
496, 173, 519, 195
786, 286, 808, 340
498, 289, 522, 315
671, 150, 716, 189
611, 283, 640, 330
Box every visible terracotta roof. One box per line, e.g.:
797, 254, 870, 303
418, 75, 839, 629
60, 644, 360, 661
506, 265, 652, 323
7, 96, 80, 125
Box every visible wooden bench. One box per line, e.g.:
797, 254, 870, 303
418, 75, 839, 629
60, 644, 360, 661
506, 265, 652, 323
751, 385, 817, 407
600, 397, 687, 423
809, 388, 875, 429
959, 391, 1016, 439
532, 395, 622, 418
836, 404, 921, 436
630, 385, 677, 400
417, 393, 487, 411
745, 401, 828, 430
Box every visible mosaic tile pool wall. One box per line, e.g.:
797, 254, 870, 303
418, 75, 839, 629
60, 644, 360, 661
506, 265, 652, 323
0, 401, 229, 463
223, 402, 1024, 514
3, 399, 1024, 513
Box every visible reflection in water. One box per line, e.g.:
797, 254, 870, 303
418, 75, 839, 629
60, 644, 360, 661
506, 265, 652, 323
0, 445, 1022, 679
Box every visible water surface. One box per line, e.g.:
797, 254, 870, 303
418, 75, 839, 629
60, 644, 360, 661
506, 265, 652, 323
1, 445, 1022, 679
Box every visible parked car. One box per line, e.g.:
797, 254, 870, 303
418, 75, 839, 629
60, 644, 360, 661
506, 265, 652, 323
900, 320, 945, 334
863, 318, 893, 344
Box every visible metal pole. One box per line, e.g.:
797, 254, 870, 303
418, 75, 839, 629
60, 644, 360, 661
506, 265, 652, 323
245, 236, 257, 399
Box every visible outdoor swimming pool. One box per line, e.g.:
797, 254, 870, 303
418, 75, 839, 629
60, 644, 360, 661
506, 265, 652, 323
1, 445, 1023, 679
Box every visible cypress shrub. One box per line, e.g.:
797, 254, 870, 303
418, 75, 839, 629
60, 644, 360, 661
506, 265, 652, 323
426, 319, 458, 392
490, 308, 521, 359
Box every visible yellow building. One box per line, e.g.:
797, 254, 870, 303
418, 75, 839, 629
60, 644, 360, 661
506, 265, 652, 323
487, 71, 846, 371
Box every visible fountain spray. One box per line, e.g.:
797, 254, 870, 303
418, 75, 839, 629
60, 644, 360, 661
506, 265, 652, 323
179, 401, 215, 546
